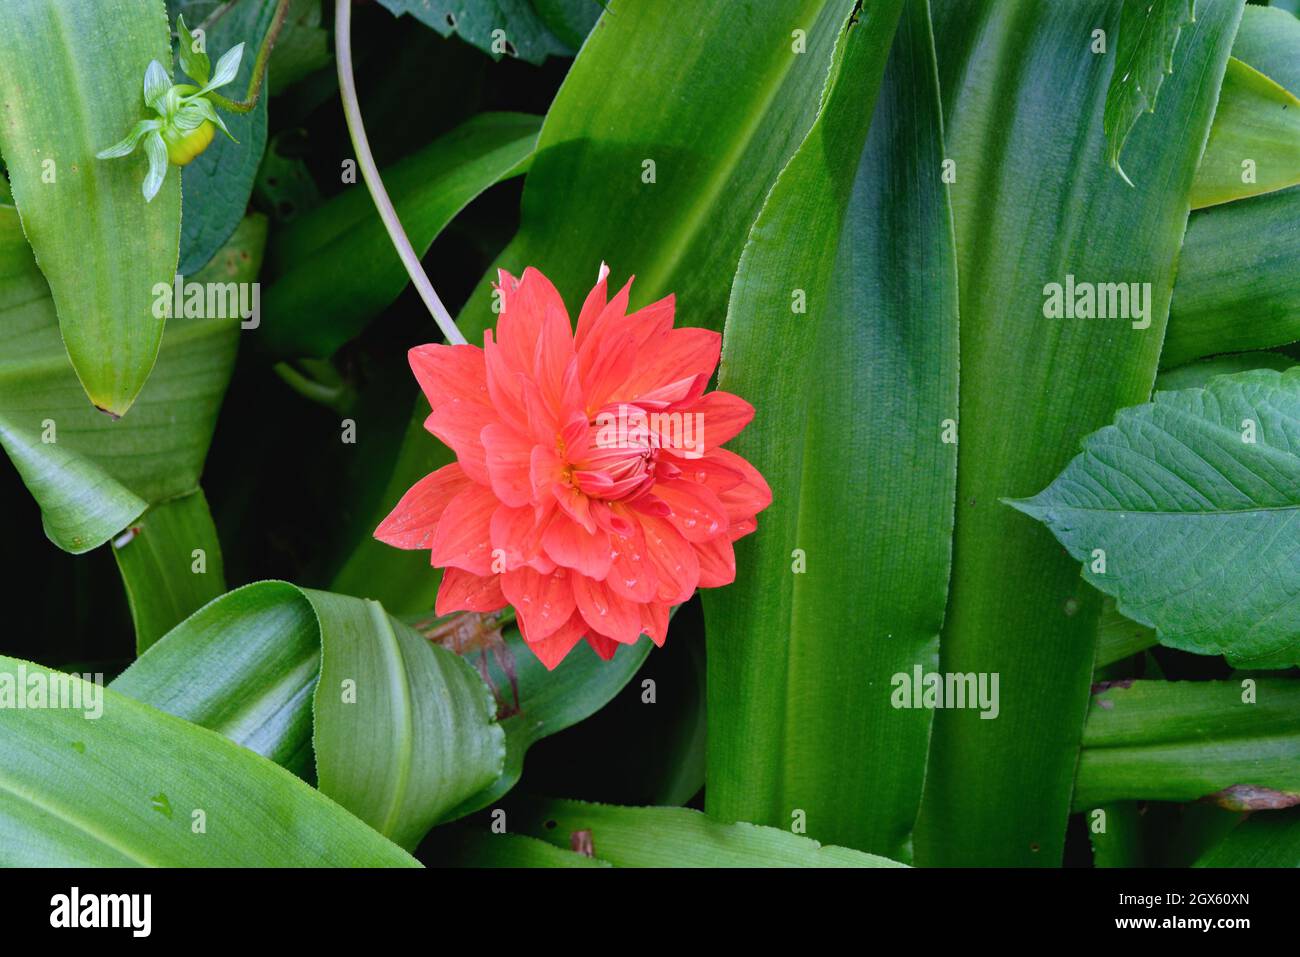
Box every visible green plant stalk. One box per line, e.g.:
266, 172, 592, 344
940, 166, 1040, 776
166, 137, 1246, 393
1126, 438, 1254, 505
207, 0, 293, 114
333, 0, 466, 345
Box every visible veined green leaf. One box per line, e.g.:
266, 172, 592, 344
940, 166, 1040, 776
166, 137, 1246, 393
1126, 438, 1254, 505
112, 582, 504, 850
915, 0, 1244, 866
0, 0, 180, 415
339, 0, 856, 613
1103, 0, 1198, 186
704, 0, 953, 861
0, 207, 261, 556
1009, 369, 1300, 666
259, 112, 540, 358
1190, 57, 1300, 209
1076, 679, 1300, 809
375, 0, 573, 64
178, 0, 275, 275
112, 490, 226, 653
507, 799, 907, 867
0, 655, 418, 866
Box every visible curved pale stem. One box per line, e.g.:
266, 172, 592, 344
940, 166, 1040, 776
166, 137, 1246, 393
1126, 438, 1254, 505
333, 0, 467, 346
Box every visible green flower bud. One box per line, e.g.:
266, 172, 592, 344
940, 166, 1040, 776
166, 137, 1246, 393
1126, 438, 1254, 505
96, 15, 244, 201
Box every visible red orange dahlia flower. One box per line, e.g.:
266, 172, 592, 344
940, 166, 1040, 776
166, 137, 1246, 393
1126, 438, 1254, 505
375, 265, 772, 670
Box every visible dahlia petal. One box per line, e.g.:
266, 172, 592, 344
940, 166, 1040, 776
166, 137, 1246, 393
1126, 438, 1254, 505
621, 326, 718, 403
681, 452, 746, 495
653, 477, 729, 543
520, 610, 586, 671
434, 567, 507, 615
729, 517, 758, 541
606, 521, 658, 603
640, 601, 671, 647
530, 443, 566, 501
577, 278, 632, 385
590, 499, 636, 538
490, 502, 555, 573
425, 403, 494, 486
499, 267, 569, 376
501, 566, 576, 641
483, 330, 533, 436
429, 482, 498, 575
574, 266, 610, 349
695, 533, 737, 588
552, 482, 597, 534
711, 448, 774, 523
637, 512, 700, 603
584, 631, 620, 660
572, 575, 643, 645
374, 462, 469, 550
669, 390, 755, 451
542, 508, 613, 579
481, 423, 534, 508
408, 343, 488, 411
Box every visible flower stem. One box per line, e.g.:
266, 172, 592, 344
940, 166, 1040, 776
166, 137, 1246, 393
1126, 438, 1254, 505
333, 0, 467, 346
205, 0, 293, 114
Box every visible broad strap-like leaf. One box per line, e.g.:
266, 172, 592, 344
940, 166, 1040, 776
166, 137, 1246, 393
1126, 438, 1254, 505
0, 655, 418, 866
1196, 806, 1300, 866
0, 0, 180, 415
259, 112, 540, 358
112, 490, 226, 653
1075, 679, 1300, 809
1166, 8, 1300, 366
916, 0, 1243, 866
111, 582, 505, 850
0, 206, 260, 557
1190, 56, 1300, 209
1103, 0, 1198, 186
498, 799, 907, 867
704, 0, 952, 861
1009, 368, 1300, 666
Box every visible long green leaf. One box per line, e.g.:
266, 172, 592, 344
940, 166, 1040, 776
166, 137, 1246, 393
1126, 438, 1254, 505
259, 112, 540, 358
1165, 7, 1300, 365
0, 655, 418, 866
0, 0, 180, 415
112, 489, 226, 653
338, 0, 856, 613
1076, 679, 1300, 808
112, 581, 505, 849
1189, 57, 1300, 209
505, 799, 906, 867
704, 0, 953, 861
1165, 186, 1300, 366
1009, 368, 1300, 666
914, 0, 1244, 866
1196, 806, 1300, 866
0, 206, 261, 555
